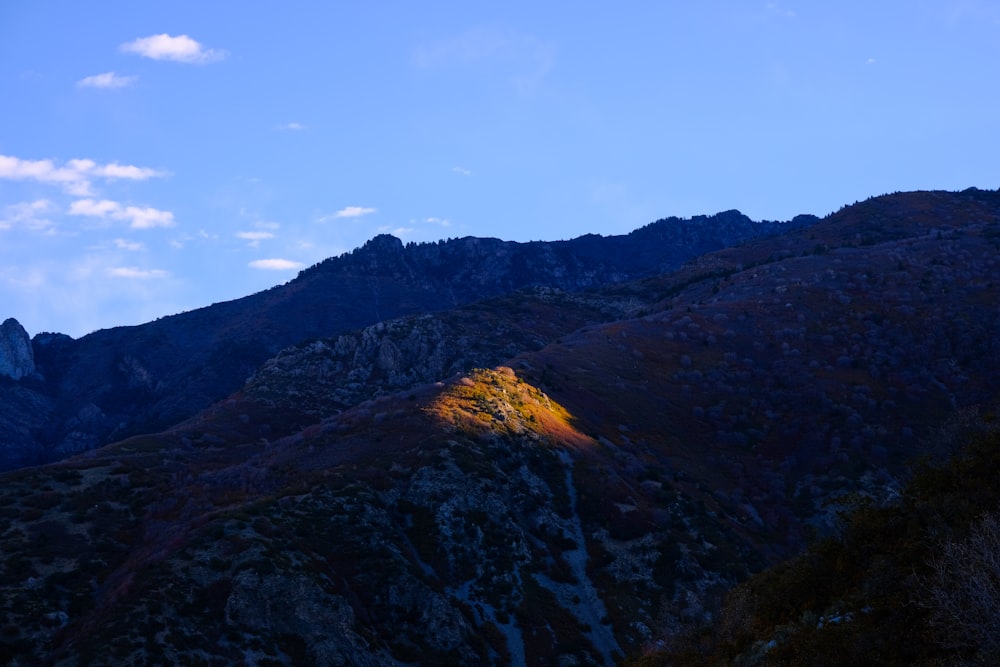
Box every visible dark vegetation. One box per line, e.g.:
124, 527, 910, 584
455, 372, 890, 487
1, 189, 1000, 664
628, 411, 1000, 666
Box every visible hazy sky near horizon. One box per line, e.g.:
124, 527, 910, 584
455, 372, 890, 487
2, 1, 998, 337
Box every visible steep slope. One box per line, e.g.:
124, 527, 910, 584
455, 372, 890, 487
0, 368, 634, 665
0, 212, 809, 471
2, 189, 1000, 664
626, 420, 1000, 666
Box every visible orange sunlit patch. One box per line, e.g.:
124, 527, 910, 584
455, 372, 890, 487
424, 366, 595, 450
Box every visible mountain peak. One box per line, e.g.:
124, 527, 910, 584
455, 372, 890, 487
0, 317, 35, 380
361, 234, 404, 253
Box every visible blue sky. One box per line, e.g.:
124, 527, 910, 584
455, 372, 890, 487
1, 1, 998, 337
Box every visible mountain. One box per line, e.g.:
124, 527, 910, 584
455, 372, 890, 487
2, 188, 1000, 665
0, 211, 811, 471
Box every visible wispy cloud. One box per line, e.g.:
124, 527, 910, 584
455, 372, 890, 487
77, 72, 137, 89
236, 230, 275, 247
944, 1, 1000, 26
248, 258, 304, 270
329, 206, 377, 219
107, 266, 170, 279
416, 27, 542, 68
69, 198, 175, 229
276, 122, 306, 131
0, 154, 165, 197
0, 200, 55, 232
764, 2, 796, 18
451, 166, 472, 176
424, 216, 452, 227
113, 238, 145, 251
236, 231, 275, 241
415, 27, 555, 93
2, 254, 180, 337
378, 225, 414, 237
119, 34, 226, 64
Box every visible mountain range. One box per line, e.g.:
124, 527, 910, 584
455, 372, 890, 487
1, 188, 999, 665
0, 210, 814, 472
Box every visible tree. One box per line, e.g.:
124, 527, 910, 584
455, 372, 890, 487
925, 510, 1000, 664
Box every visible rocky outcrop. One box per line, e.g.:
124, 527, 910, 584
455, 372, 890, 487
243, 286, 643, 418
226, 571, 393, 666
0, 318, 34, 380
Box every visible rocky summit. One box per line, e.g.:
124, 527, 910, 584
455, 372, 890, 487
0, 318, 34, 381
2, 189, 1000, 665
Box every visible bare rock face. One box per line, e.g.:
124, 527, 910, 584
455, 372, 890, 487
226, 571, 394, 666
0, 318, 34, 380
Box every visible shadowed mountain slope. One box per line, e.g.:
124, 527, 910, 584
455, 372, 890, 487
2, 189, 1000, 664
0, 212, 809, 471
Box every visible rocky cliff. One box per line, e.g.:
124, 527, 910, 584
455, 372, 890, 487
0, 318, 34, 380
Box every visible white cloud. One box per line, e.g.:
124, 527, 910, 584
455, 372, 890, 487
237, 231, 275, 241
120, 33, 226, 64
68, 198, 175, 229
248, 258, 304, 270
77, 72, 137, 89
114, 238, 145, 251
125, 206, 174, 229
451, 166, 472, 176
69, 198, 119, 217
424, 216, 452, 227
0, 200, 55, 232
277, 122, 306, 131
0, 155, 92, 195
0, 154, 165, 196
95, 163, 162, 180
330, 206, 377, 219
107, 267, 170, 279
237, 230, 274, 248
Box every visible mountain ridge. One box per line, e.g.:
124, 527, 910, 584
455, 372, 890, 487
0, 209, 812, 471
